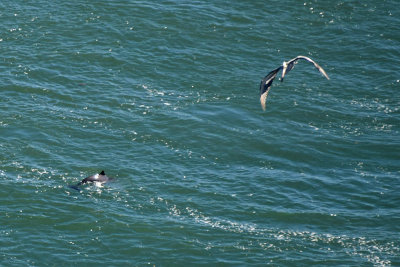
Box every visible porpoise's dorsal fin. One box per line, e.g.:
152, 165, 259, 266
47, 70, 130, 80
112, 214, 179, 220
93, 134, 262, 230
100, 170, 105, 175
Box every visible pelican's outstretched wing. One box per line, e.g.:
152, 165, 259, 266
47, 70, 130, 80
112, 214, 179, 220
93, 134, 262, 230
259, 67, 282, 111
282, 55, 330, 81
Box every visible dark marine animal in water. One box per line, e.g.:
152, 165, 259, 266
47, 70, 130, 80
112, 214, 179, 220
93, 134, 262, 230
69, 170, 113, 191
259, 55, 330, 110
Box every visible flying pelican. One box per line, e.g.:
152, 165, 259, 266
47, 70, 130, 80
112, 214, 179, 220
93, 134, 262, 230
260, 56, 330, 110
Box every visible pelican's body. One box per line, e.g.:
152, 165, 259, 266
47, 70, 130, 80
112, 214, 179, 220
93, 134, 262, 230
260, 56, 329, 110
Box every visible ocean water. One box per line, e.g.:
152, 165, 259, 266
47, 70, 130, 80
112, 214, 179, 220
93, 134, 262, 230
1, 0, 399, 266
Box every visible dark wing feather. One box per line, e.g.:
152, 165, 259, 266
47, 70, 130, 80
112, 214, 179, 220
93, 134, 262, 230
259, 67, 281, 110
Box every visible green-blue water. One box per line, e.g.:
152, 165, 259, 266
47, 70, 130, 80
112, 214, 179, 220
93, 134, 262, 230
1, 0, 399, 266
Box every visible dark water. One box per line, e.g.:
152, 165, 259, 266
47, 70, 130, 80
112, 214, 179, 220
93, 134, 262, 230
1, 0, 399, 266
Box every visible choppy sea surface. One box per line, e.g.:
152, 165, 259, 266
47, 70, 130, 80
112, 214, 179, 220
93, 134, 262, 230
1, 0, 399, 266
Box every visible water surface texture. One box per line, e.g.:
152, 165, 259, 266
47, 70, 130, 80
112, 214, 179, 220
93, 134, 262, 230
1, 0, 399, 266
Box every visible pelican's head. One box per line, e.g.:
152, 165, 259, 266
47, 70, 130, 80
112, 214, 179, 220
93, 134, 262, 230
281, 61, 288, 82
